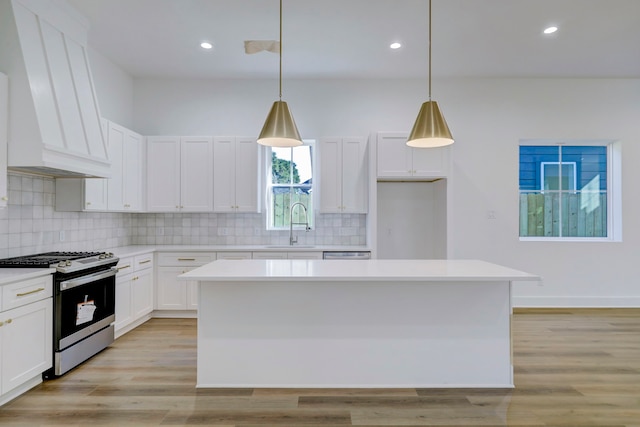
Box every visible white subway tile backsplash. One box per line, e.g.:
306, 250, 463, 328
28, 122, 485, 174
0, 173, 366, 258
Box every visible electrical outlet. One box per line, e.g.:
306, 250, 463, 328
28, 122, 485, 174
219, 227, 228, 236
156, 227, 164, 235
487, 210, 497, 220
59, 230, 65, 242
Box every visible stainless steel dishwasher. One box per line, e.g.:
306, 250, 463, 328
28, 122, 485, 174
322, 251, 371, 260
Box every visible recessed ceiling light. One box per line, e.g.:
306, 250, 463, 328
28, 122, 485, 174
200, 42, 213, 49
543, 26, 558, 35
390, 42, 402, 49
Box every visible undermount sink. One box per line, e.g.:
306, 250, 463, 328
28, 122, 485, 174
265, 245, 316, 249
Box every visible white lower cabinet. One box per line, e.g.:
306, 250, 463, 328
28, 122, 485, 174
155, 252, 215, 311
252, 251, 323, 260
1, 275, 52, 405
114, 252, 154, 336
286, 252, 323, 260
216, 252, 252, 260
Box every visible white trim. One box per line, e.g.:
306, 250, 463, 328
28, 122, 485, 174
514, 296, 640, 308
265, 140, 316, 231
519, 140, 618, 240
519, 237, 616, 243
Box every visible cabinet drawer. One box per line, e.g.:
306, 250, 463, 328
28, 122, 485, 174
252, 251, 288, 260
156, 252, 215, 266
2, 275, 53, 311
115, 256, 134, 276
215, 252, 252, 260
134, 253, 154, 271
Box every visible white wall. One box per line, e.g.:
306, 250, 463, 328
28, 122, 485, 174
133, 77, 640, 307
88, 48, 134, 128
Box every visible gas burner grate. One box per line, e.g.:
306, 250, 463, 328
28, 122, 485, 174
0, 251, 104, 268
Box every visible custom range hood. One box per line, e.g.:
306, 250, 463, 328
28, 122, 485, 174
0, 0, 110, 178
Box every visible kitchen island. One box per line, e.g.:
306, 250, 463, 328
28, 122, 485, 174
180, 259, 540, 388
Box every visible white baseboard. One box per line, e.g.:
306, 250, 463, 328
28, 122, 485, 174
151, 310, 197, 318
513, 296, 640, 308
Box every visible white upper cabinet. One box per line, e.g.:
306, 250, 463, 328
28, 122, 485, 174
213, 137, 260, 213
146, 137, 180, 212
107, 121, 143, 211
0, 0, 110, 177
319, 137, 368, 213
376, 132, 450, 179
147, 136, 213, 212
55, 120, 142, 212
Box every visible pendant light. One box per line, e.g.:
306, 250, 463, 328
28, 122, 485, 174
407, 0, 454, 148
257, 0, 302, 147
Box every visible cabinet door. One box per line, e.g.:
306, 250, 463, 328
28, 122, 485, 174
376, 132, 413, 178
0, 298, 52, 394
181, 137, 213, 212
319, 138, 342, 213
83, 179, 108, 211
132, 269, 153, 318
123, 130, 143, 210
155, 266, 188, 310
411, 146, 450, 178
212, 136, 236, 212
234, 138, 259, 212
106, 122, 125, 210
341, 137, 368, 213
147, 137, 181, 211
114, 273, 132, 331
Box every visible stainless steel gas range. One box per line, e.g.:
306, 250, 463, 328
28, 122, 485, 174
0, 251, 119, 377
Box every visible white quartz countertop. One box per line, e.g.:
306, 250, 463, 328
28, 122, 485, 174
179, 259, 541, 282
0, 268, 55, 285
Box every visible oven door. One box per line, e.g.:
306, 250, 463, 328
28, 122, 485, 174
56, 268, 117, 351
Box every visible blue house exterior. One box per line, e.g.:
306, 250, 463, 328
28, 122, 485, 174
519, 146, 607, 192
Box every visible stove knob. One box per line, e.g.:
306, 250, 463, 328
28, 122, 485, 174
58, 261, 66, 268
66, 260, 72, 266
99, 254, 106, 259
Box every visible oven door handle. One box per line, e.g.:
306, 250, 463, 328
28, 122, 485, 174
60, 268, 117, 291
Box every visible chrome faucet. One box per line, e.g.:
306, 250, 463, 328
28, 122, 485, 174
289, 202, 310, 245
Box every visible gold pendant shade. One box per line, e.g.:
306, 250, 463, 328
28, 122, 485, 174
406, 100, 453, 148
257, 100, 302, 147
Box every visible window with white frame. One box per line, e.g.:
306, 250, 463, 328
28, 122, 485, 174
519, 141, 621, 240
266, 142, 315, 230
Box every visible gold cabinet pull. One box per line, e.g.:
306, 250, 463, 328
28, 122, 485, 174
117, 265, 132, 271
5, 319, 12, 324
177, 258, 196, 261
17, 287, 45, 297
138, 259, 152, 264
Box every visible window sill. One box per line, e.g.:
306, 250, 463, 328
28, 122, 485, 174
519, 237, 621, 243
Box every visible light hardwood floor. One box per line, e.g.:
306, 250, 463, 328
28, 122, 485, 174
1, 309, 640, 426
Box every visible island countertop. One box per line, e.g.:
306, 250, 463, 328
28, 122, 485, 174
179, 259, 541, 282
